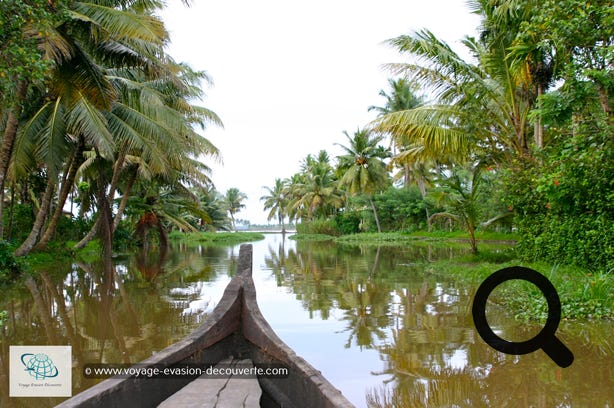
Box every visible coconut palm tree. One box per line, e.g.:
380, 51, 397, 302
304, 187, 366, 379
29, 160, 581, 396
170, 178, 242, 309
336, 129, 390, 233
224, 188, 247, 231
371, 26, 535, 165
428, 164, 485, 254
10, 1, 221, 256
261, 178, 288, 233
368, 78, 434, 226
12, 0, 169, 256
289, 153, 343, 221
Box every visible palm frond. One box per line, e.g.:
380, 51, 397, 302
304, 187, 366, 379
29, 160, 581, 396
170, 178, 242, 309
69, 3, 168, 44
69, 94, 115, 158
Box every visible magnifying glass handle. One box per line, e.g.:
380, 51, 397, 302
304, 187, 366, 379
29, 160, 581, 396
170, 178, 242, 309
542, 336, 574, 368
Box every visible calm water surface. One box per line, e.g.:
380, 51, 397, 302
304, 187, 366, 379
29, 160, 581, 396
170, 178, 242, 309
0, 234, 611, 407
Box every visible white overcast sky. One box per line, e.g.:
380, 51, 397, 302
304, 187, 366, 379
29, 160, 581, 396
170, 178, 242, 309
161, 0, 479, 224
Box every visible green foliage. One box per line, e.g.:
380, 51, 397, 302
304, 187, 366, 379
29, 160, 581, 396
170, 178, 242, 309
0, 241, 22, 282
333, 210, 361, 235
426, 254, 613, 320
0, 0, 53, 92
289, 233, 336, 242
0, 310, 7, 329
372, 186, 426, 231
168, 231, 265, 245
112, 223, 134, 251
3, 204, 34, 243
495, 268, 613, 321
296, 218, 340, 236
56, 216, 92, 242
505, 127, 614, 273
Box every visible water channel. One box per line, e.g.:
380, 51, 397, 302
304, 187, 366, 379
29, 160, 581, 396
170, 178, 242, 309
0, 234, 611, 407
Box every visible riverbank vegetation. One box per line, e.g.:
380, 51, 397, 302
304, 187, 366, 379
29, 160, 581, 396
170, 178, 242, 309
263, 0, 613, 281
0, 1, 259, 283
168, 231, 265, 245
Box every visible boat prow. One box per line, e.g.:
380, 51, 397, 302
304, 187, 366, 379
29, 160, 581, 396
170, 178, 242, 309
57, 244, 355, 408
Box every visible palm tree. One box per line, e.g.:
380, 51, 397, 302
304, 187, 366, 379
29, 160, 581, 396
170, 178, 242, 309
371, 26, 535, 165
427, 164, 485, 254
336, 129, 390, 233
261, 178, 288, 233
12, 0, 169, 256
10, 1, 221, 256
289, 153, 343, 221
369, 78, 426, 187
224, 188, 247, 231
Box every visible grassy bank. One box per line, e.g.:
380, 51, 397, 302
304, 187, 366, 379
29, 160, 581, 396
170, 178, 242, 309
168, 231, 265, 245
291, 231, 611, 320
291, 231, 519, 244
424, 251, 613, 320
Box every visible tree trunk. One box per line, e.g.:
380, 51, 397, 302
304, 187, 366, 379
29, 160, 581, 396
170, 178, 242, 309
369, 197, 382, 233
404, 164, 411, 188
73, 217, 100, 250
14, 175, 55, 257
0, 80, 28, 239
534, 83, 544, 148
417, 175, 431, 231
7, 182, 16, 241
156, 216, 168, 248
96, 155, 114, 265
468, 223, 478, 255
112, 166, 137, 232
596, 84, 612, 117
108, 144, 127, 202
35, 140, 84, 250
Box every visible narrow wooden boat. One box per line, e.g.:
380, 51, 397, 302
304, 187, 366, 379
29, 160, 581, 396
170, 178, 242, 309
58, 244, 355, 408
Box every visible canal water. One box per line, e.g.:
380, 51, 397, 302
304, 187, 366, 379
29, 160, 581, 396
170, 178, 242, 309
0, 234, 611, 407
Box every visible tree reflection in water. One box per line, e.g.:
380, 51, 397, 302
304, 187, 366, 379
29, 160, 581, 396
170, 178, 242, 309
263, 237, 613, 408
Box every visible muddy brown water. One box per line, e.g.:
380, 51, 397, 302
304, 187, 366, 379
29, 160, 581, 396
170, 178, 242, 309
1, 234, 611, 407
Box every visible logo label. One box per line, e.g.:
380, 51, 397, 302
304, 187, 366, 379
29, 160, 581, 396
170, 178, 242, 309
10, 346, 72, 397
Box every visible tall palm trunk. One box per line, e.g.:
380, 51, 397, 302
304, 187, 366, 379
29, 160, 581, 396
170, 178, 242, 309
73, 217, 100, 250
0, 81, 28, 239
35, 139, 85, 250
417, 175, 431, 231
112, 166, 137, 232
534, 83, 544, 148
14, 175, 55, 257
369, 197, 382, 233
95, 155, 114, 267
74, 148, 127, 249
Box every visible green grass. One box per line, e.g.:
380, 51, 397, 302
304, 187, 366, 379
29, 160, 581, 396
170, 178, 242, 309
327, 231, 518, 245
289, 233, 336, 241
423, 251, 613, 321
168, 231, 265, 245
409, 230, 519, 241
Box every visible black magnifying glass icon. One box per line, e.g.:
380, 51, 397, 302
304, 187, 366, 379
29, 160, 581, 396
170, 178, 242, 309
472, 266, 574, 368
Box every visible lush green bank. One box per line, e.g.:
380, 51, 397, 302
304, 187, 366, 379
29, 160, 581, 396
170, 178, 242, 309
0, 231, 265, 284
291, 231, 519, 244
168, 231, 266, 245
291, 231, 612, 320
426, 254, 613, 321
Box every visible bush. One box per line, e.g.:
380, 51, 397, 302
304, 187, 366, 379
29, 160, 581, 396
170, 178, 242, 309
56, 215, 91, 242
504, 124, 614, 273
372, 186, 427, 231
296, 218, 340, 236
0, 241, 21, 282
3, 203, 34, 243
333, 211, 361, 235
